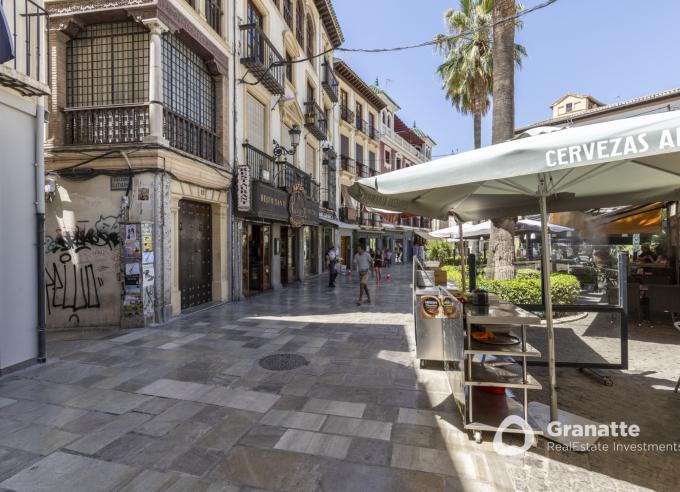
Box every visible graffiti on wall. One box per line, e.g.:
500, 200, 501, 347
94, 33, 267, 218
44, 252, 103, 325
44, 214, 121, 326
44, 214, 120, 254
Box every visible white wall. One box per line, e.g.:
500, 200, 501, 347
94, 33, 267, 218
0, 90, 39, 369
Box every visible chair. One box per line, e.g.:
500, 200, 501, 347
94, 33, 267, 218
646, 285, 680, 323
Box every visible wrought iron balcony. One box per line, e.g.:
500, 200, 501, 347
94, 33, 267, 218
304, 101, 327, 141
283, 1, 293, 30
64, 104, 150, 145
356, 162, 369, 178
206, 0, 222, 34
243, 143, 275, 183
321, 60, 338, 102
164, 107, 218, 163
320, 187, 336, 211
0, 0, 49, 96
368, 124, 380, 141
355, 115, 364, 133
340, 155, 355, 175
369, 167, 380, 177
339, 206, 357, 224
239, 23, 285, 95
277, 160, 319, 203
340, 105, 354, 124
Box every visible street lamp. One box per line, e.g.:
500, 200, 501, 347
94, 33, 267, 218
273, 124, 301, 164
272, 125, 302, 188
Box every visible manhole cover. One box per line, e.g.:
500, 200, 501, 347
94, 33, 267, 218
259, 354, 308, 371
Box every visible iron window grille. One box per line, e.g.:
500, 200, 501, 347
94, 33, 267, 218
206, 0, 222, 34
64, 22, 150, 144
162, 34, 218, 163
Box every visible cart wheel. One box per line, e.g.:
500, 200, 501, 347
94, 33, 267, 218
602, 376, 614, 387
473, 431, 482, 444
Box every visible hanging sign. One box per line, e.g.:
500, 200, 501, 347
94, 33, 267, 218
237, 164, 251, 212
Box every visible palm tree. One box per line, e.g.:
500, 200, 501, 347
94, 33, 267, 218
490, 0, 521, 280
436, 0, 525, 150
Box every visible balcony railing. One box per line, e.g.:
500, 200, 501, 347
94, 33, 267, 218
369, 167, 380, 177
368, 124, 379, 141
339, 206, 357, 224
277, 160, 319, 202
243, 142, 274, 182
164, 107, 218, 163
239, 23, 285, 95
0, 0, 49, 96
340, 155, 355, 174
381, 126, 428, 161
206, 0, 222, 34
356, 162, 368, 178
320, 187, 336, 211
321, 59, 338, 102
340, 105, 354, 124
355, 115, 364, 133
64, 104, 150, 145
304, 101, 327, 141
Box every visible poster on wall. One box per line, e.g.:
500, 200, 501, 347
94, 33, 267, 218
123, 296, 143, 316
237, 163, 251, 212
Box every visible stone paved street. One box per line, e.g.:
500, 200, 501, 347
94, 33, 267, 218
0, 265, 678, 491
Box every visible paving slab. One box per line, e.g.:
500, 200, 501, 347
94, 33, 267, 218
259, 410, 327, 431
65, 411, 151, 455
301, 398, 366, 418
136, 379, 213, 401
0, 451, 139, 492
0, 424, 80, 455
274, 429, 352, 459
322, 415, 392, 441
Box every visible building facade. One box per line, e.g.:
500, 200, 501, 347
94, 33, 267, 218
44, 0, 233, 328
333, 62, 437, 265
232, 0, 343, 299
0, 0, 50, 370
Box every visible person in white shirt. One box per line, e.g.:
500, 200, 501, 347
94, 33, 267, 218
353, 245, 373, 305
326, 246, 339, 288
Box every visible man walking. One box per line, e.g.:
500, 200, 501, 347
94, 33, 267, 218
353, 244, 373, 305
326, 245, 339, 288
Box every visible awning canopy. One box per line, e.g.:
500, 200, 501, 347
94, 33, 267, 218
430, 219, 573, 239
349, 110, 680, 221
550, 203, 663, 238
320, 216, 359, 230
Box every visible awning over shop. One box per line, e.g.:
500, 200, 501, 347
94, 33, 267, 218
550, 203, 663, 237
320, 216, 360, 230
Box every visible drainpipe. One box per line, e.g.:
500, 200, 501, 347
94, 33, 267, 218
231, 3, 239, 301
35, 98, 46, 363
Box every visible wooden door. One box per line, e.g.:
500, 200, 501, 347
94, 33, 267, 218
179, 200, 212, 309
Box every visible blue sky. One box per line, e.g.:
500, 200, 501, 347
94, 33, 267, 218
333, 0, 680, 156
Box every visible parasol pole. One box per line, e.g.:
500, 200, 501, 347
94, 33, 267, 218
538, 174, 558, 422
457, 217, 466, 292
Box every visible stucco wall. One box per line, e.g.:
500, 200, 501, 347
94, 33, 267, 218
0, 90, 39, 369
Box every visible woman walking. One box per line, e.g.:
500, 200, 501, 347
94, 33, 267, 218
353, 245, 373, 305
373, 249, 383, 282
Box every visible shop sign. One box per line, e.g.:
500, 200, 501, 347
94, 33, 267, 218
303, 198, 320, 225
252, 181, 289, 222
289, 183, 306, 228
237, 164, 251, 212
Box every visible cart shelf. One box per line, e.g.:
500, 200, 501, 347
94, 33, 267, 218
464, 389, 543, 434
465, 360, 542, 389
465, 337, 541, 357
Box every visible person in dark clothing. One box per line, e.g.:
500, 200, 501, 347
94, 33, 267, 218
326, 245, 339, 287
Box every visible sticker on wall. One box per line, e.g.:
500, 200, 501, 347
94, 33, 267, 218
138, 187, 150, 201
142, 234, 152, 252
125, 225, 137, 241
420, 296, 440, 319
142, 252, 154, 264
143, 264, 155, 283
124, 263, 140, 276
123, 296, 143, 316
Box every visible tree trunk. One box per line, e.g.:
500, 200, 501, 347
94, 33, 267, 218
473, 112, 482, 149
491, 0, 516, 145
487, 218, 515, 280
487, 0, 517, 280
